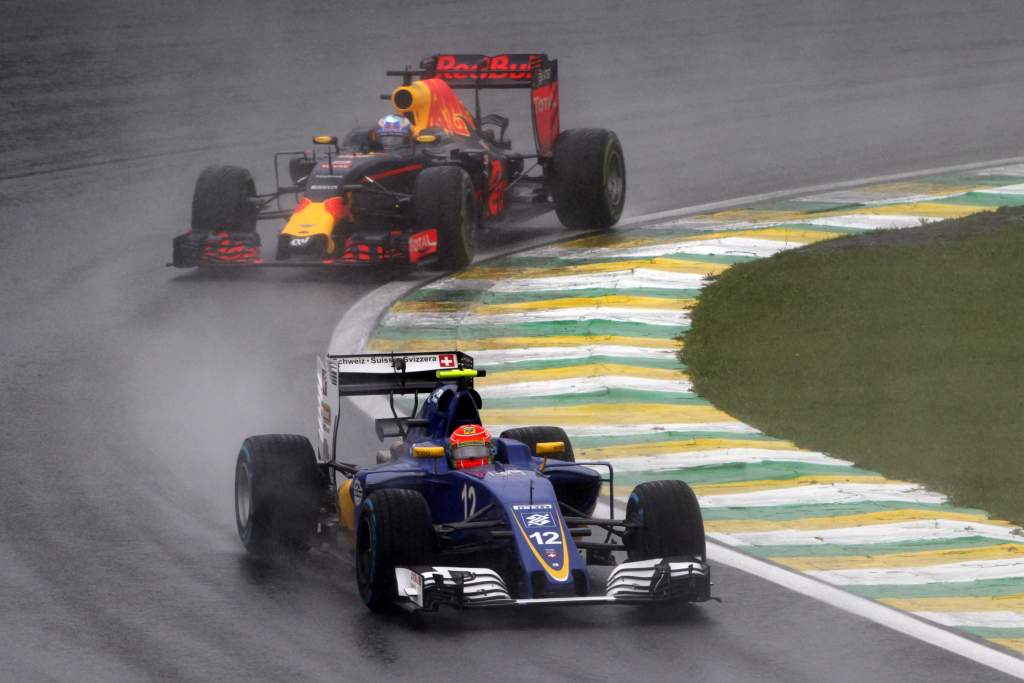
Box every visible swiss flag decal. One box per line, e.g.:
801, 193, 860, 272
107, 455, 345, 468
439, 354, 456, 368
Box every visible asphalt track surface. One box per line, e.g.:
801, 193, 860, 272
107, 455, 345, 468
3, 1, 1024, 680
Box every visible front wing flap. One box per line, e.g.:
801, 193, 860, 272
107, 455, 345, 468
394, 558, 711, 611
169, 228, 439, 268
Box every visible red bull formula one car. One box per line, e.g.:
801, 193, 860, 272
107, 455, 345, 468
172, 54, 626, 271
233, 351, 711, 612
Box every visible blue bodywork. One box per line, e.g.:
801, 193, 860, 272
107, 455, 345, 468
350, 380, 603, 599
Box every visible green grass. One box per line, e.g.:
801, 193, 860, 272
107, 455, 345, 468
682, 206, 1024, 525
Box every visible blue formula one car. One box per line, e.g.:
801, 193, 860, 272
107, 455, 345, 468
233, 351, 711, 612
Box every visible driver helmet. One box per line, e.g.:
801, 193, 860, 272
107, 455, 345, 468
447, 424, 495, 470
373, 113, 413, 151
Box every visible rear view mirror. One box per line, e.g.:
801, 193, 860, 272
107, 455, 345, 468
412, 445, 445, 459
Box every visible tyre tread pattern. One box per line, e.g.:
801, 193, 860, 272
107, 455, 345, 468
625, 480, 706, 562
191, 164, 257, 233
236, 434, 320, 556
551, 128, 625, 229
359, 488, 434, 612
414, 166, 476, 269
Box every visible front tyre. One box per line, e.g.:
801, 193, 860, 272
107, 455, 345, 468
356, 488, 434, 612
414, 166, 478, 270
191, 164, 258, 234
234, 434, 322, 556
623, 480, 706, 562
550, 128, 626, 230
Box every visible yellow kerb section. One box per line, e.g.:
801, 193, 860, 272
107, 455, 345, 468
368, 335, 682, 352
991, 639, 1024, 654
692, 475, 891, 497
477, 364, 685, 385
457, 257, 728, 281
776, 543, 1024, 572
702, 509, 1012, 534
577, 437, 799, 460
481, 403, 734, 426
881, 594, 1024, 613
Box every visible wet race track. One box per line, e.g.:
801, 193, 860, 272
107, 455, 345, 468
3, 1, 1024, 680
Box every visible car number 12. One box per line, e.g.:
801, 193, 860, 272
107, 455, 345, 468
461, 484, 476, 520
528, 531, 561, 545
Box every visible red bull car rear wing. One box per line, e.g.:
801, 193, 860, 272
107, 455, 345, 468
390, 53, 560, 158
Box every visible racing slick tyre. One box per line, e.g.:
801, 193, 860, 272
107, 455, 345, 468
550, 128, 626, 230
234, 434, 322, 556
191, 164, 259, 233
414, 166, 478, 270
356, 488, 435, 612
624, 480, 706, 562
498, 426, 575, 462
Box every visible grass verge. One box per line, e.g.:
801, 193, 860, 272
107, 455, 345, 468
682, 206, 1024, 525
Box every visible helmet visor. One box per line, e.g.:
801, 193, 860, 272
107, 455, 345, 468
378, 134, 408, 150
452, 444, 491, 461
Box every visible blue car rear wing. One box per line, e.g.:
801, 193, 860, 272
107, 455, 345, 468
325, 351, 475, 397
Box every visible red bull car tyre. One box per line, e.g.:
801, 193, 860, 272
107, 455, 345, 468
414, 166, 478, 269
551, 128, 626, 229
191, 164, 259, 234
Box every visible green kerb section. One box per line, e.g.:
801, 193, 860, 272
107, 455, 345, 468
374, 319, 686, 341
700, 501, 990, 522
748, 535, 1024, 559
404, 287, 699, 306
847, 578, 1024, 600
935, 192, 1024, 207
961, 627, 1024, 639
614, 461, 873, 486
487, 251, 757, 269
570, 430, 775, 449
484, 355, 685, 373
401, 389, 708, 412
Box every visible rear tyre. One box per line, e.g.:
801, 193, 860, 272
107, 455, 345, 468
191, 165, 258, 233
498, 425, 575, 463
356, 488, 434, 612
550, 128, 626, 230
623, 480, 706, 562
234, 434, 322, 556
414, 166, 478, 270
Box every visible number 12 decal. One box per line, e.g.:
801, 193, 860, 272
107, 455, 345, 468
461, 484, 476, 520
528, 531, 561, 545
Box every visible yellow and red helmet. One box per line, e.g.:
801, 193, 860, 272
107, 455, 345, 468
447, 424, 494, 470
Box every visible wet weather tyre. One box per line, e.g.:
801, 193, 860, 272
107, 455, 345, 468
624, 480, 706, 562
550, 128, 626, 230
191, 164, 258, 233
498, 426, 575, 462
356, 488, 434, 612
414, 166, 477, 270
234, 434, 322, 556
